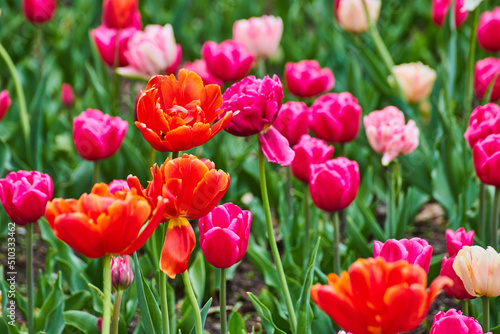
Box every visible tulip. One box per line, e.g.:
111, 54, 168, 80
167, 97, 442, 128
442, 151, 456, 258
364, 106, 420, 165
446, 227, 475, 257
474, 57, 500, 102
111, 255, 134, 291
269, 101, 309, 147
309, 158, 359, 212
232, 15, 283, 58
391, 62, 437, 103
182, 59, 224, 87
463, 0, 484, 12
108, 179, 131, 194
334, 0, 381, 33
430, 309, 487, 334
464, 103, 500, 148
373, 238, 433, 273
199, 203, 252, 268
102, 0, 137, 29
453, 246, 500, 297
431, 0, 468, 28
0, 170, 53, 225
73, 109, 128, 161
478, 8, 500, 53
135, 69, 231, 152
202, 40, 254, 82
22, 0, 56, 24
473, 133, 500, 187
284, 60, 335, 98
118, 24, 178, 80
310, 257, 452, 334
165, 44, 182, 75
91, 25, 139, 68
309, 92, 362, 143
291, 135, 334, 183
61, 83, 75, 107
440, 255, 475, 300
0, 90, 11, 121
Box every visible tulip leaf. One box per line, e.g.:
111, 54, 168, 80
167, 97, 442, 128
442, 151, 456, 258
228, 311, 247, 334
63, 310, 100, 334
247, 292, 287, 334
189, 298, 212, 334
132, 253, 157, 334
354, 198, 385, 241
188, 252, 206, 304
246, 242, 281, 290
345, 217, 372, 258
64, 290, 91, 311
87, 283, 104, 314
35, 271, 65, 334
490, 324, 500, 334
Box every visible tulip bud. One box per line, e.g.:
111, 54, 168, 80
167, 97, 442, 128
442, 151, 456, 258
102, 0, 137, 29
473, 133, 500, 187
391, 62, 437, 103
478, 8, 500, 53
22, 0, 56, 25
430, 309, 486, 334
183, 59, 223, 87
431, 0, 468, 28
334, 0, 381, 33
91, 24, 139, 68
110, 255, 134, 291
0, 90, 11, 122
291, 135, 334, 183
284, 60, 335, 98
440, 255, 475, 300
97, 317, 102, 332
474, 57, 500, 102
232, 15, 283, 58
273, 101, 309, 147
464, 103, 500, 148
446, 227, 474, 257
373, 238, 433, 273
61, 83, 75, 108
202, 40, 254, 82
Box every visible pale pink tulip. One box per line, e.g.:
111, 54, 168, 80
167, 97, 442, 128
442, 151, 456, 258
391, 63, 437, 103
233, 15, 283, 58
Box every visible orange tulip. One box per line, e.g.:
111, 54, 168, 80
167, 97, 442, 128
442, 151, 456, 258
135, 69, 232, 152
310, 257, 452, 334
45, 183, 166, 258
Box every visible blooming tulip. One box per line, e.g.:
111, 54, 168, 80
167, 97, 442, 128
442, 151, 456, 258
269, 101, 309, 146
309, 158, 359, 212
202, 40, 254, 82
199, 203, 252, 268
474, 57, 500, 102
309, 92, 362, 143
91, 24, 139, 68
0, 170, 53, 225
334, 0, 381, 33
73, 109, 128, 161
373, 238, 433, 273
391, 62, 437, 103
0, 90, 11, 121
446, 227, 475, 257
473, 133, 500, 187
364, 106, 420, 165
311, 257, 452, 334
464, 103, 500, 148
478, 8, 500, 53
284, 60, 335, 98
135, 69, 231, 152
431, 0, 468, 28
430, 309, 487, 334
165, 44, 182, 75
61, 83, 75, 107
111, 255, 134, 291
102, 0, 137, 29
440, 255, 475, 300
453, 246, 500, 297
183, 59, 223, 86
22, 0, 56, 24
291, 135, 334, 183
232, 15, 283, 58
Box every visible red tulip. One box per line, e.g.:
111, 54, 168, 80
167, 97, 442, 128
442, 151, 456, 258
464, 103, 500, 148
477, 8, 500, 53
473, 133, 500, 187
102, 0, 137, 29
474, 57, 500, 102
284, 60, 335, 98
291, 135, 334, 183
273, 101, 309, 147
202, 40, 254, 82
22, 0, 56, 24
0, 90, 11, 121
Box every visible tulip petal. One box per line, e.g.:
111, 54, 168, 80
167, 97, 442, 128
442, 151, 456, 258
159, 217, 196, 279
259, 126, 295, 166
201, 227, 240, 268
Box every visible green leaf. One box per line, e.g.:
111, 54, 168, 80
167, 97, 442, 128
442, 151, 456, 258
63, 310, 100, 334
354, 199, 385, 241
64, 290, 91, 311
228, 311, 247, 334
246, 242, 280, 290
132, 253, 157, 334
490, 324, 500, 334
345, 217, 372, 258
188, 252, 206, 304
189, 298, 212, 334
247, 293, 287, 334
87, 283, 104, 314
35, 272, 65, 334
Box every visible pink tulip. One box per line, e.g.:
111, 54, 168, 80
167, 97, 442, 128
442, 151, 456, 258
102, 0, 137, 29
165, 44, 182, 75
22, 0, 56, 24
232, 15, 283, 58
111, 255, 134, 291
446, 227, 474, 257
199, 203, 252, 268
364, 106, 420, 165
464, 103, 500, 148
430, 309, 487, 334
440, 255, 475, 300
309, 158, 359, 212
473, 133, 500, 187
273, 101, 309, 146
202, 40, 254, 82
431, 0, 468, 28
73, 109, 128, 161
478, 8, 500, 53
108, 179, 131, 194
0, 90, 12, 122
61, 83, 74, 107
284, 60, 335, 98
0, 170, 53, 225
182, 59, 223, 87
291, 135, 334, 183
309, 92, 362, 143
474, 57, 500, 102
373, 238, 433, 273
91, 24, 139, 67
334, 0, 381, 33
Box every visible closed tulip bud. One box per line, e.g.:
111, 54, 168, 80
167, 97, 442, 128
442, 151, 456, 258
284, 60, 335, 98
111, 255, 134, 291
373, 238, 433, 273
232, 15, 283, 58
309, 158, 359, 212
61, 83, 75, 107
478, 8, 500, 53
446, 227, 474, 257
183, 59, 223, 87
0, 90, 11, 122
334, 0, 381, 33
440, 255, 475, 300
431, 0, 468, 28
464, 103, 500, 148
273, 101, 309, 146
97, 317, 102, 332
391, 62, 437, 103
102, 0, 137, 29
291, 135, 334, 183
474, 57, 500, 102
22, 0, 56, 25
202, 40, 254, 82
73, 109, 128, 161
430, 309, 487, 334
199, 203, 252, 268
309, 92, 362, 143
0, 170, 53, 225
91, 25, 139, 68
473, 133, 500, 187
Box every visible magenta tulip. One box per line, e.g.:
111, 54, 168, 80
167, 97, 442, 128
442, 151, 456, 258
73, 109, 128, 161
291, 135, 334, 183
0, 170, 53, 225
373, 238, 433, 273
473, 133, 500, 187
0, 90, 11, 122
309, 92, 362, 143
478, 8, 500, 53
431, 0, 468, 28
232, 15, 283, 58
273, 101, 309, 146
111, 255, 134, 291
284, 60, 335, 98
199, 203, 252, 268
464, 103, 500, 148
309, 158, 359, 212
446, 227, 475, 257
22, 0, 56, 24
182, 59, 223, 87
440, 255, 475, 300
202, 40, 254, 82
61, 83, 75, 108
474, 57, 500, 102
91, 24, 139, 67
108, 179, 131, 194
430, 309, 486, 334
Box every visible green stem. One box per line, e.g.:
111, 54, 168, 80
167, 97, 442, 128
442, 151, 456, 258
256, 57, 266, 78
111, 290, 123, 334
462, 299, 469, 316
102, 255, 112, 334
304, 184, 310, 265
93, 160, 100, 184
464, 9, 479, 118
492, 187, 500, 251
160, 223, 170, 334
182, 271, 203, 334
286, 168, 293, 216
258, 141, 297, 333
479, 183, 486, 244
332, 212, 341, 275
482, 296, 489, 332
386, 164, 397, 239
36, 27, 43, 79
220, 268, 227, 334
171, 151, 180, 159
26, 223, 34, 334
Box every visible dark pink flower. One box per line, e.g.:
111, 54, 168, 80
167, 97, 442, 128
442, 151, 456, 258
431, 0, 468, 28
474, 57, 500, 102
291, 135, 334, 183
202, 40, 254, 82
108, 179, 131, 194
446, 227, 475, 257
102, 0, 137, 29
478, 8, 500, 53
430, 309, 486, 333
61, 83, 75, 107
284, 60, 334, 98
440, 255, 475, 300
464, 103, 500, 148
473, 133, 500, 187
22, 0, 56, 24
0, 90, 12, 121
373, 238, 433, 273
273, 101, 309, 147
91, 24, 139, 67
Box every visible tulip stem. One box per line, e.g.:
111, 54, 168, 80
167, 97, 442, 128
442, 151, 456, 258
26, 223, 34, 334
258, 142, 297, 334
286, 168, 293, 217
492, 187, 500, 251
386, 163, 397, 239
102, 254, 112, 334
482, 296, 490, 331
160, 223, 171, 334
111, 290, 123, 334
479, 183, 486, 244
464, 9, 479, 119
172, 151, 180, 159
93, 160, 100, 184
36, 27, 44, 79
332, 212, 341, 275
220, 268, 227, 334
182, 271, 203, 334
304, 184, 310, 265
462, 300, 469, 316
150, 148, 156, 168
